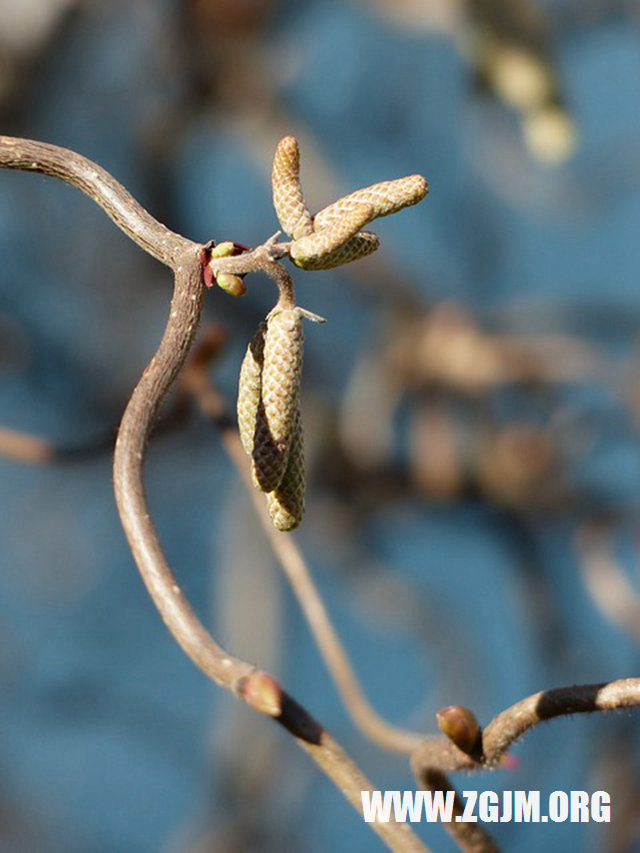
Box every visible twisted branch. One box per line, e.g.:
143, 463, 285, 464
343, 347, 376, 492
0, 135, 429, 853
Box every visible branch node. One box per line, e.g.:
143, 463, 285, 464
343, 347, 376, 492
237, 670, 283, 717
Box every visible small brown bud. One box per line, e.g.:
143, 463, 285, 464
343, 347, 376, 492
239, 671, 282, 716
437, 705, 481, 754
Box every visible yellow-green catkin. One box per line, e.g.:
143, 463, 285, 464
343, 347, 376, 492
272, 136, 313, 240
237, 322, 266, 456
290, 203, 377, 270
253, 307, 304, 491
267, 407, 305, 530
313, 175, 429, 230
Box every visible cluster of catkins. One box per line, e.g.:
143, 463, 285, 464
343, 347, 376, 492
236, 136, 428, 531
237, 308, 306, 531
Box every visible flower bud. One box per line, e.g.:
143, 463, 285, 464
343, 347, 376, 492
216, 272, 246, 297
437, 705, 481, 754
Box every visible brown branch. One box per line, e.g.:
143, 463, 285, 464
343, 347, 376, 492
411, 679, 640, 853
0, 135, 195, 264
182, 349, 427, 754
0, 137, 430, 853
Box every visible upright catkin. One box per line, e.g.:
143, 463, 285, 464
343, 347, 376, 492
272, 136, 313, 240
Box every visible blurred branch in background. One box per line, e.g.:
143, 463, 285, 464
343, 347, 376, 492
577, 521, 640, 644
0, 0, 79, 110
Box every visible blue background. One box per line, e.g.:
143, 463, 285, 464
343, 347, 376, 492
0, 1, 639, 850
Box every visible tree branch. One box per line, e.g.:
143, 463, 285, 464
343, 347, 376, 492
411, 679, 640, 853
0, 135, 430, 853
0, 135, 195, 264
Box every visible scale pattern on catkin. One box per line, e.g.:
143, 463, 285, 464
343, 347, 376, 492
237, 322, 266, 456
251, 401, 290, 493
267, 407, 305, 530
292, 231, 379, 270
290, 203, 377, 270
261, 307, 304, 456
313, 174, 429, 230
237, 311, 305, 505
272, 136, 313, 240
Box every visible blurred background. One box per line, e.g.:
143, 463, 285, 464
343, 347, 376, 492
0, 0, 639, 850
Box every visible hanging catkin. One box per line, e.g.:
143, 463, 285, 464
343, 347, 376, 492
237, 308, 305, 496
267, 406, 305, 530
237, 321, 266, 456
256, 307, 304, 488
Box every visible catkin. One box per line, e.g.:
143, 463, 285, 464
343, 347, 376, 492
267, 406, 305, 531
290, 203, 377, 270
272, 136, 314, 240
239, 308, 304, 494
313, 175, 428, 230
237, 310, 305, 499
293, 231, 379, 270
237, 322, 266, 455
260, 306, 303, 451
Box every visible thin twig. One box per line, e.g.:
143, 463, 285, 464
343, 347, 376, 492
0, 136, 430, 853
0, 135, 195, 264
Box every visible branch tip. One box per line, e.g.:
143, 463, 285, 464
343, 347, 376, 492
436, 705, 481, 757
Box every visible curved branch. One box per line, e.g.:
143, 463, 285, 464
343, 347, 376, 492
0, 135, 195, 265
410, 679, 640, 853
112, 249, 429, 853
411, 678, 640, 777
0, 137, 430, 852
